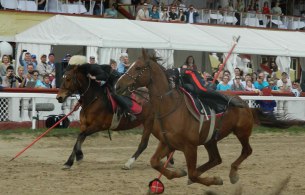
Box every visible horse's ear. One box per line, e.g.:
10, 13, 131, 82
142, 48, 149, 61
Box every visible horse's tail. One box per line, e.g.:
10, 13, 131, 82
250, 108, 305, 129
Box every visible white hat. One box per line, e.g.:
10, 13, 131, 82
69, 55, 87, 65
121, 53, 128, 57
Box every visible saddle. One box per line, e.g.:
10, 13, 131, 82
106, 88, 142, 115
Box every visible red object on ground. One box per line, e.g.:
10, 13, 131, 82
149, 178, 165, 194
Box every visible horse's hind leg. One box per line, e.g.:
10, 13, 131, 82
150, 142, 186, 180
229, 135, 252, 184
63, 132, 86, 170
184, 144, 223, 186
196, 140, 222, 176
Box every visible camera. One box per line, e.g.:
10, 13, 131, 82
22, 49, 27, 52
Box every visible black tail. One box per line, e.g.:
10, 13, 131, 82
251, 108, 305, 129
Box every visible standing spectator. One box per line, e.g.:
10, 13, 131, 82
1, 66, 18, 88
277, 72, 292, 92
104, 3, 118, 18
231, 76, 244, 91
36, 54, 53, 80
16, 66, 26, 88
159, 7, 169, 21
117, 53, 130, 74
38, 0, 47, 11
19, 50, 32, 74
178, 8, 186, 22
184, 5, 199, 24
252, 72, 258, 82
149, 5, 160, 21
136, 3, 150, 20
245, 80, 257, 92
47, 53, 56, 80
254, 72, 269, 90
31, 54, 38, 68
89, 56, 96, 64
110, 59, 117, 70
271, 2, 282, 15
262, 1, 270, 14
182, 55, 197, 70
235, 0, 245, 25
216, 75, 231, 91
269, 61, 278, 79
25, 70, 40, 88
168, 6, 178, 21
36, 74, 52, 88
0, 55, 12, 77
242, 73, 253, 88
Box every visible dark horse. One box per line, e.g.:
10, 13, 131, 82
56, 63, 154, 170
115, 49, 305, 186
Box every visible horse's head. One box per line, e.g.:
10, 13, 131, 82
56, 55, 88, 103
116, 49, 152, 96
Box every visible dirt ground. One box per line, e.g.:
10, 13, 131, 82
0, 132, 305, 195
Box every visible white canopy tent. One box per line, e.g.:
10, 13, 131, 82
14, 15, 305, 67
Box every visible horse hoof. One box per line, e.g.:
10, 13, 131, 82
214, 176, 223, 185
122, 157, 135, 170
62, 165, 71, 170
230, 174, 239, 184
121, 165, 131, 170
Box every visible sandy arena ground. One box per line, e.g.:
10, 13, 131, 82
0, 132, 305, 195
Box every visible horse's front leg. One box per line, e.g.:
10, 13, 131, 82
62, 132, 86, 170
184, 144, 223, 186
123, 126, 151, 170
150, 142, 186, 180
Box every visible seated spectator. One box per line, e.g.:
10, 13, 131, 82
254, 72, 269, 90
136, 3, 150, 20
271, 2, 282, 15
0, 55, 12, 77
268, 78, 278, 90
233, 67, 242, 79
110, 59, 117, 70
291, 80, 302, 97
89, 56, 96, 64
277, 72, 292, 92
16, 66, 26, 88
25, 70, 40, 88
19, 50, 32, 74
47, 53, 56, 80
216, 75, 231, 91
252, 72, 258, 82
149, 5, 160, 21
182, 55, 197, 70
1, 66, 18, 88
36, 74, 52, 88
159, 7, 169, 21
242, 73, 254, 88
117, 53, 130, 74
184, 5, 199, 24
36, 54, 53, 80
168, 6, 178, 21
104, 3, 118, 18
245, 80, 257, 92
223, 70, 234, 85
178, 8, 186, 22
231, 76, 245, 91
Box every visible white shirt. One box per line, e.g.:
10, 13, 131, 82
189, 11, 194, 23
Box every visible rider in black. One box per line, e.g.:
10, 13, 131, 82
166, 67, 245, 112
86, 64, 137, 121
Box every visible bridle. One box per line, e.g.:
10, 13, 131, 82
123, 60, 152, 93
62, 70, 91, 98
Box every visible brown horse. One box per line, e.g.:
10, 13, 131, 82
56, 63, 155, 170
115, 49, 305, 186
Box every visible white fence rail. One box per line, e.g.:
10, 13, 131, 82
0, 93, 305, 129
